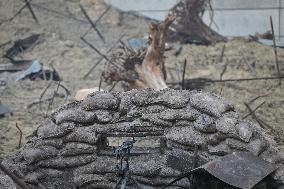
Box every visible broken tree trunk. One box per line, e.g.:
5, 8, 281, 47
103, 14, 175, 90
168, 0, 226, 44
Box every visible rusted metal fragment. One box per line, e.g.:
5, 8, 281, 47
201, 152, 278, 189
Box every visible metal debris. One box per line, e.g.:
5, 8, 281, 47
5, 34, 41, 58
14, 60, 60, 81
16, 60, 42, 81
166, 151, 278, 189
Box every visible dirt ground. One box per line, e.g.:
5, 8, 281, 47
0, 0, 284, 158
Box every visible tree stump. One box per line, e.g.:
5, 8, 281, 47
103, 14, 175, 90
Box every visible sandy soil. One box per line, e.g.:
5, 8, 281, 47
0, 0, 284, 158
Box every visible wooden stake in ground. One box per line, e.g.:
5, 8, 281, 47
270, 16, 282, 84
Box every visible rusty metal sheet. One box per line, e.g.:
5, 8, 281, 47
201, 152, 278, 189
166, 151, 278, 189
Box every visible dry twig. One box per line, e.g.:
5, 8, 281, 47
220, 59, 229, 80
244, 102, 274, 130
242, 101, 266, 120
182, 59, 187, 89
249, 92, 271, 103
219, 45, 226, 62
15, 123, 23, 149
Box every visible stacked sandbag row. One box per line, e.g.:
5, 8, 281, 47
1, 89, 283, 188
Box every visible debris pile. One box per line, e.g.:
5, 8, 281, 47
168, 0, 226, 44
103, 14, 175, 90
0, 35, 60, 84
